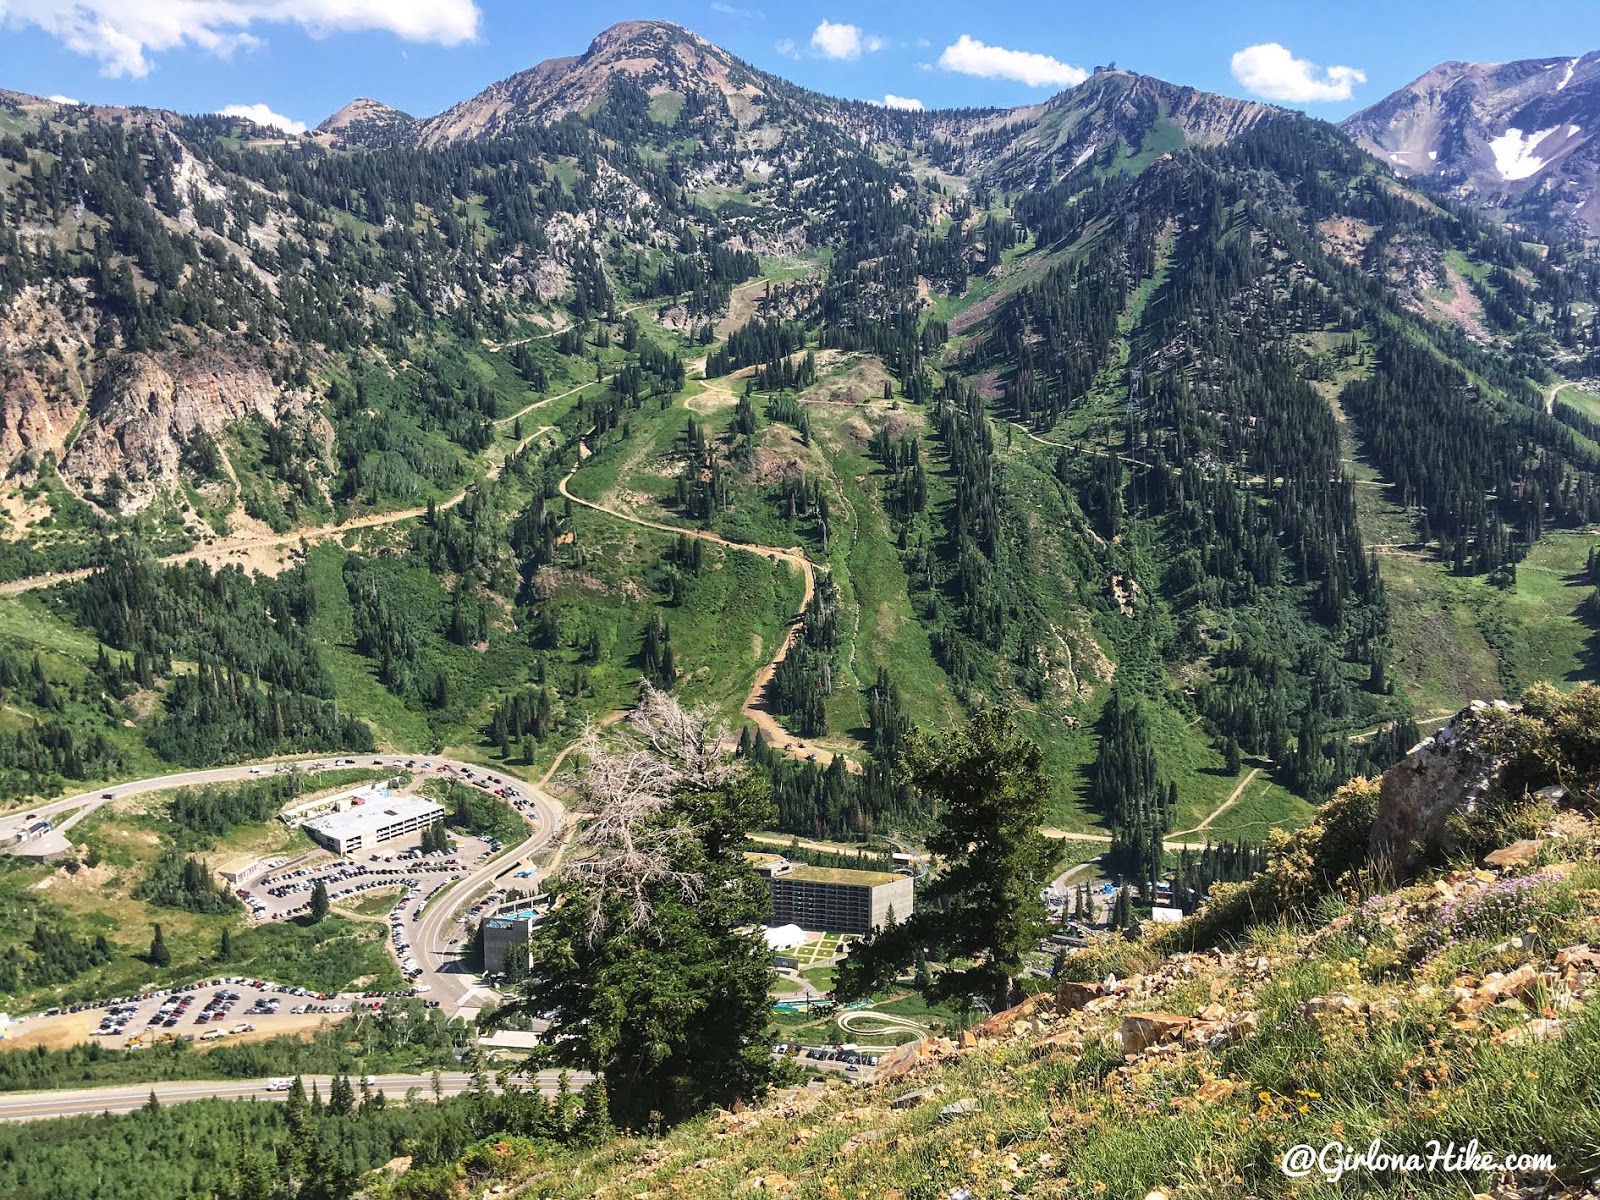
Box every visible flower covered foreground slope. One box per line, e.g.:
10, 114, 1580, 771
363, 688, 1600, 1200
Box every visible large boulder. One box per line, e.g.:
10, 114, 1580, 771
1119, 1013, 1192, 1054
1368, 701, 1511, 872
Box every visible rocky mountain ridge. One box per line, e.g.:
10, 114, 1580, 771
412, 20, 777, 145
322, 20, 1281, 176
1343, 51, 1600, 233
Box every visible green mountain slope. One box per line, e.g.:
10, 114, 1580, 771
0, 20, 1597, 847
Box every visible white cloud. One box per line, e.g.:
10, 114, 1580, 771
936, 34, 1087, 89
1229, 42, 1365, 103
810, 20, 880, 61
47, 94, 82, 105
775, 37, 797, 58
218, 102, 307, 135
882, 93, 924, 111
710, 1, 760, 16
0, 0, 481, 78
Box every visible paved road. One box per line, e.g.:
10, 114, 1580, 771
0, 752, 567, 1019
0, 755, 555, 859
0, 758, 362, 854
0, 1070, 582, 1122
409, 743, 587, 1014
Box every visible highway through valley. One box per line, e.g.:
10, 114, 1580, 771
0, 1070, 583, 1123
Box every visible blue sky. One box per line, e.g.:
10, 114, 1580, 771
1, 1, 1598, 132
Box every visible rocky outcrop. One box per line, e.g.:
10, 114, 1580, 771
61, 351, 317, 510
1368, 700, 1514, 871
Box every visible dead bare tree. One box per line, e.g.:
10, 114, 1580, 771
628, 683, 741, 794
559, 685, 741, 943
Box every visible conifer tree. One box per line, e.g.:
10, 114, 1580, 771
329, 1072, 355, 1117
517, 687, 777, 1129
148, 924, 170, 968
309, 879, 330, 923
837, 708, 1053, 1011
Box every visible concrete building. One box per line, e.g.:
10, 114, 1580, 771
750, 854, 914, 935
302, 794, 445, 855
481, 901, 550, 976
477, 1028, 544, 1058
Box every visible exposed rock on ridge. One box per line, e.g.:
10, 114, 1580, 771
1343, 52, 1600, 232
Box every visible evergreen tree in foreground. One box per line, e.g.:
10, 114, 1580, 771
513, 686, 776, 1130
836, 708, 1055, 1012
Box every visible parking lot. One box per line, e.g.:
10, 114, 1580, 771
773, 1043, 885, 1081
4, 977, 440, 1053
237, 832, 500, 923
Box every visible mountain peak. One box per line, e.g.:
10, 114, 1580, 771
416, 18, 756, 144
1343, 50, 1600, 232
585, 18, 699, 50
314, 97, 416, 147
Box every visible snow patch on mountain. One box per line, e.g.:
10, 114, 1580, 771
1489, 126, 1561, 180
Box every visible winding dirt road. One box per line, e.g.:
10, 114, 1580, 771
0, 370, 599, 598
555, 464, 846, 766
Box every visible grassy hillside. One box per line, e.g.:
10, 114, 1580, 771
357, 772, 1600, 1200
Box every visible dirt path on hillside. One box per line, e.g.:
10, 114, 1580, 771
0, 497, 460, 596
479, 296, 665, 354
1039, 827, 1217, 852
1169, 767, 1262, 839
0, 376, 588, 597
555, 464, 852, 770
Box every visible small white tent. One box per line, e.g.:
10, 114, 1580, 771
763, 924, 808, 952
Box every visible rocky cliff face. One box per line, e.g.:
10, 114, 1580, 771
0, 284, 94, 477
1342, 52, 1600, 233
416, 20, 771, 145
62, 351, 320, 510
0, 265, 323, 520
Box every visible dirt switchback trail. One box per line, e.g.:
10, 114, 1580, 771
1169, 766, 1262, 839
555, 465, 856, 770
0, 497, 464, 596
